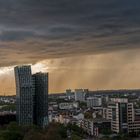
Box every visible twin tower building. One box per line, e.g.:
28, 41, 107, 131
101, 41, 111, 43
14, 65, 48, 128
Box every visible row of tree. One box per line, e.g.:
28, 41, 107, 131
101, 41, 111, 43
0, 122, 84, 140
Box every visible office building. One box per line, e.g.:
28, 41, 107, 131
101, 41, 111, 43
75, 89, 85, 102
107, 98, 128, 133
15, 66, 34, 125
66, 89, 74, 100
127, 103, 140, 135
14, 65, 48, 127
107, 98, 140, 135
87, 97, 102, 108
33, 72, 49, 128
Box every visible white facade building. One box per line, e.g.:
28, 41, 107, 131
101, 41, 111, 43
107, 98, 128, 133
59, 102, 79, 110
73, 113, 84, 120
87, 97, 102, 107
127, 103, 140, 135
75, 89, 85, 102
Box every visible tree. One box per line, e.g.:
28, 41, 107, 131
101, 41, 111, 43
79, 102, 87, 109
67, 123, 84, 137
7, 122, 21, 131
101, 136, 111, 140
71, 134, 81, 140
101, 128, 112, 135
0, 131, 23, 140
58, 124, 67, 138
84, 112, 92, 119
45, 132, 62, 140
44, 123, 66, 140
23, 130, 45, 140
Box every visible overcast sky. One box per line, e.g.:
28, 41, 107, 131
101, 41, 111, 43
0, 0, 140, 94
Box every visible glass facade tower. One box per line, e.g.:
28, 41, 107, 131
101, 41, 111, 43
14, 65, 48, 127
33, 73, 48, 128
14, 66, 34, 125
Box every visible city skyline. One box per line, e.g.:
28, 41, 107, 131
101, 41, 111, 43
0, 1, 140, 94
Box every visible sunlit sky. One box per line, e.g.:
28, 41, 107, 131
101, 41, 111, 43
0, 0, 140, 94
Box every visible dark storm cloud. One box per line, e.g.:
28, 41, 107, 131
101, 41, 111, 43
1, 0, 140, 94
0, 0, 140, 66
0, 30, 36, 41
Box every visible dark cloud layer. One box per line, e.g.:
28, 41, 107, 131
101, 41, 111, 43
1, 0, 140, 94
0, 0, 139, 66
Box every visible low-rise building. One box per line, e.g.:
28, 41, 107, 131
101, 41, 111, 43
75, 89, 86, 102
79, 119, 111, 137
66, 89, 75, 100
59, 102, 79, 110
87, 96, 102, 108
73, 112, 84, 120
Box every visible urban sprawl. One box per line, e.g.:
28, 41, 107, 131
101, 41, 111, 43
0, 65, 140, 139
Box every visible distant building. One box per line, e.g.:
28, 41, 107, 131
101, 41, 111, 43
59, 102, 78, 110
14, 65, 48, 127
102, 95, 109, 106
66, 89, 72, 100
75, 89, 85, 102
87, 97, 102, 107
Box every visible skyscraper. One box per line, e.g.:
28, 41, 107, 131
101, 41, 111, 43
33, 73, 48, 128
14, 65, 48, 127
14, 66, 34, 125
